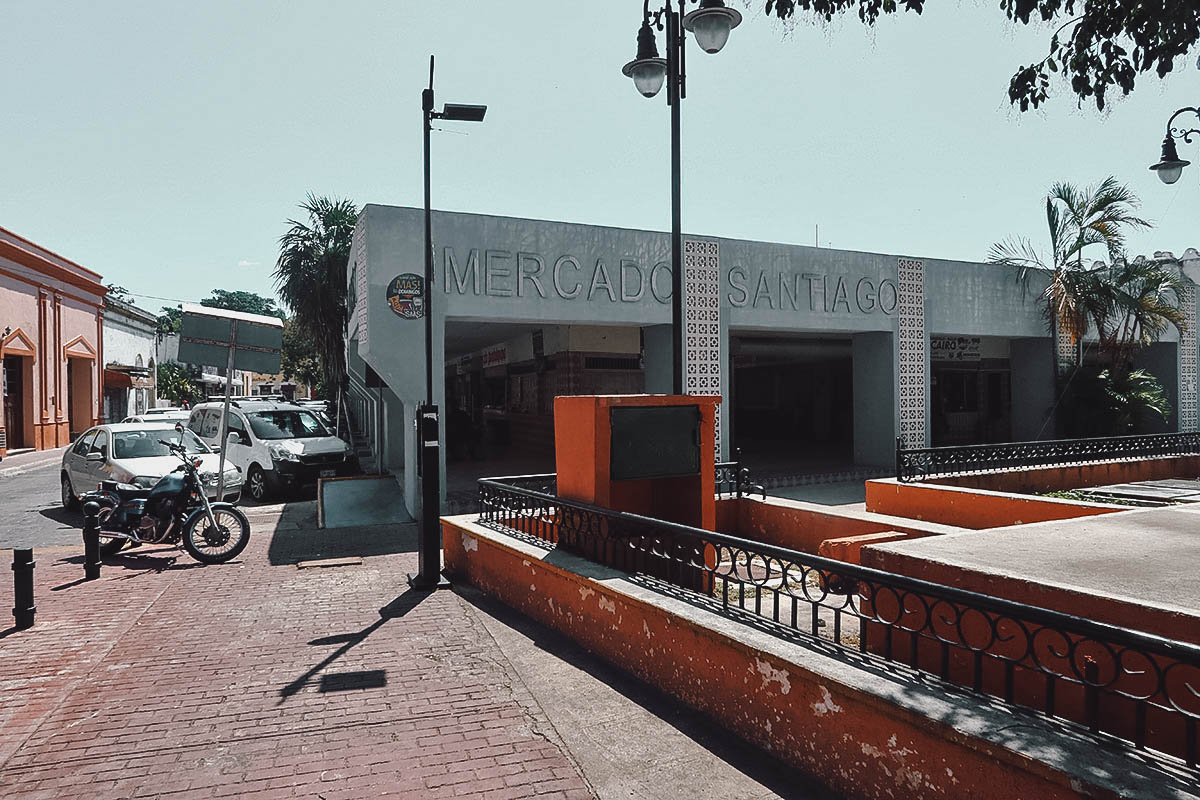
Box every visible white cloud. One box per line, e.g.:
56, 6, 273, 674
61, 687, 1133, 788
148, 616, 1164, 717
237, 259, 260, 267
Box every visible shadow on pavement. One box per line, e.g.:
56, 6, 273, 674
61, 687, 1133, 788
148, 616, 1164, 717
37, 506, 80, 528
278, 588, 427, 701
265, 500, 418, 565
454, 586, 839, 800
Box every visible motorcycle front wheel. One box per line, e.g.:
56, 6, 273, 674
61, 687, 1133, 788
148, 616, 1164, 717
181, 507, 250, 564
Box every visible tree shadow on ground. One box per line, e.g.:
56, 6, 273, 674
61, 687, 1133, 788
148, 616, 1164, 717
454, 585, 842, 800
265, 500, 418, 565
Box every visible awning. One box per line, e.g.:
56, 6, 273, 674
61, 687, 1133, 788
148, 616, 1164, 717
196, 373, 226, 385
103, 369, 133, 389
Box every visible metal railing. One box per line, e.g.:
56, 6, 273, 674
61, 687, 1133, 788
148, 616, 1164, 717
896, 432, 1200, 483
477, 476, 1200, 766
715, 460, 765, 499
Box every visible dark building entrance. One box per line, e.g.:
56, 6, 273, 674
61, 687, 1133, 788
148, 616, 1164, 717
3, 355, 26, 449
730, 334, 854, 475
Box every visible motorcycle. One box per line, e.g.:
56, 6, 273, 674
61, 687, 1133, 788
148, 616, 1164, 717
81, 425, 251, 564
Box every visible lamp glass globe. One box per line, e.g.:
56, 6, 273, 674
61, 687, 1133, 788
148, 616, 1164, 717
1157, 164, 1184, 185
689, 11, 732, 53
632, 61, 667, 97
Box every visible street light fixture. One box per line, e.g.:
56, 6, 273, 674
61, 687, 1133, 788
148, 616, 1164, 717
411, 55, 486, 592
1149, 106, 1198, 185
621, 0, 740, 395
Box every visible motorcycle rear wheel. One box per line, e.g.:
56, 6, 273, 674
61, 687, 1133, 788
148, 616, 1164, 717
181, 507, 250, 564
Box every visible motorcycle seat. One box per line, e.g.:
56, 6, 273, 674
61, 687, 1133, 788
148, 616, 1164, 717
99, 480, 151, 499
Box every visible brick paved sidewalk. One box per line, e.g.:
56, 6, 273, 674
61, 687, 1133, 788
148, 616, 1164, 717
0, 507, 593, 800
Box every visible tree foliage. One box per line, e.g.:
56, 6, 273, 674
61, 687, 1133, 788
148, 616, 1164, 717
156, 360, 200, 405
199, 290, 285, 319
274, 194, 358, 402
762, 0, 1200, 110
280, 317, 321, 390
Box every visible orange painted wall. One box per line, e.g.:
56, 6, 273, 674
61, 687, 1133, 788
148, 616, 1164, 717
555, 394, 719, 530
933, 456, 1200, 494
864, 479, 1122, 529
444, 519, 1129, 800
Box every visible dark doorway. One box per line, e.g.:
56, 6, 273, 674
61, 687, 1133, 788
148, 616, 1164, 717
3, 356, 26, 449
730, 335, 854, 475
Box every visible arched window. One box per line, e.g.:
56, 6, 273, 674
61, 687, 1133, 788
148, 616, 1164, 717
135, 354, 144, 368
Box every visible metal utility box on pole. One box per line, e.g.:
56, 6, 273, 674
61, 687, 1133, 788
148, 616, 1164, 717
178, 304, 283, 498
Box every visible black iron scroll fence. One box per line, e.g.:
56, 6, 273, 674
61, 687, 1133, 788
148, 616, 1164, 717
896, 432, 1200, 483
477, 476, 1200, 766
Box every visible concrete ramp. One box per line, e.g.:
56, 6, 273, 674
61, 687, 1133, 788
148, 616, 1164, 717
319, 476, 413, 529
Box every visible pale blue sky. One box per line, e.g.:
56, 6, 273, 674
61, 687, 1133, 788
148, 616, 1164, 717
2, 1, 1197, 314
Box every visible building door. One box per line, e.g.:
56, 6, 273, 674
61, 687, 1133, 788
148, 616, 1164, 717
3, 356, 25, 449
67, 358, 94, 439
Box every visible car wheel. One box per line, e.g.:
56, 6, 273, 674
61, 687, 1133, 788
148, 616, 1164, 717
246, 465, 268, 502
61, 472, 80, 511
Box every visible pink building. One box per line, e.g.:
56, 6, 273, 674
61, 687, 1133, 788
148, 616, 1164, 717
1, 227, 106, 458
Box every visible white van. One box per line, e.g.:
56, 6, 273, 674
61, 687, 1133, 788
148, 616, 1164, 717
187, 400, 353, 501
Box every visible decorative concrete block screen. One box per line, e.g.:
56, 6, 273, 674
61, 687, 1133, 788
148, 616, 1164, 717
352, 220, 369, 348
683, 239, 722, 457
897, 257, 927, 448
1181, 282, 1197, 432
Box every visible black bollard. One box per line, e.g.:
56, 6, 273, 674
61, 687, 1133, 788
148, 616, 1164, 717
83, 502, 101, 581
12, 548, 35, 630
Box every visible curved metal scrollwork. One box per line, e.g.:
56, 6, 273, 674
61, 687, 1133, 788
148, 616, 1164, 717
478, 474, 1200, 766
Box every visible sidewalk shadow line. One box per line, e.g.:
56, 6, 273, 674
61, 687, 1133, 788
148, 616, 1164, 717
278, 588, 426, 702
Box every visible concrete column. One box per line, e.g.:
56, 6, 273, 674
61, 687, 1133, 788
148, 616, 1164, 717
642, 325, 673, 394
1133, 341, 1180, 433
852, 332, 895, 467
1010, 337, 1055, 441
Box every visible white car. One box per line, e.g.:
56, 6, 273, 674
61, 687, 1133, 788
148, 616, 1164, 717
187, 400, 353, 501
122, 411, 191, 424
60, 422, 243, 509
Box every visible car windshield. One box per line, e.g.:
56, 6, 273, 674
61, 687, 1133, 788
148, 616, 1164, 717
111, 429, 210, 459
247, 410, 329, 440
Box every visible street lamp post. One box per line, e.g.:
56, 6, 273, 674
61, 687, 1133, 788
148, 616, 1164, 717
1149, 106, 1199, 185
621, 0, 740, 395
410, 55, 486, 592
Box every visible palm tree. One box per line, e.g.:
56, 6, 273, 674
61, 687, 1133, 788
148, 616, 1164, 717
988, 177, 1152, 376
1092, 257, 1187, 372
274, 195, 358, 398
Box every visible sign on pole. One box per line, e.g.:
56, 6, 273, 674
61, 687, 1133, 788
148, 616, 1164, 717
179, 304, 284, 499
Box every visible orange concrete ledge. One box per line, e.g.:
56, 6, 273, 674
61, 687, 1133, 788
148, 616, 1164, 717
443, 515, 1194, 800
865, 478, 1125, 529
716, 495, 962, 555
932, 456, 1200, 495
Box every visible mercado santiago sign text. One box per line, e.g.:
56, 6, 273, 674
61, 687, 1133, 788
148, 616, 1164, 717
442, 247, 897, 315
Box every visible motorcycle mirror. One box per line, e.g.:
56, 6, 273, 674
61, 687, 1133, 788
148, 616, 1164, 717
175, 422, 184, 433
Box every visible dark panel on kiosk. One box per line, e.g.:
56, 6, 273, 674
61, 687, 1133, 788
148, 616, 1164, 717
610, 405, 701, 481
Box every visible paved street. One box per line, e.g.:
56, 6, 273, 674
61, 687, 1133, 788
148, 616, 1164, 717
0, 448, 78, 550
0, 496, 824, 799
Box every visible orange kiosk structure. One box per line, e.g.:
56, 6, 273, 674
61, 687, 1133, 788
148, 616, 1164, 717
553, 394, 720, 530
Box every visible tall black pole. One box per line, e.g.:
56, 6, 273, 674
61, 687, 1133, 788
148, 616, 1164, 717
412, 54, 445, 591
668, 5, 684, 395
423, 56, 434, 408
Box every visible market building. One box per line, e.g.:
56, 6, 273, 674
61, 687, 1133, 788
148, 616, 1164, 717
345, 204, 1200, 513
101, 295, 158, 421
1, 226, 106, 458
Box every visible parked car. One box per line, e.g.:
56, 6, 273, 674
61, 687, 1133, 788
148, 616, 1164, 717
122, 411, 191, 424
60, 423, 243, 510
187, 400, 353, 501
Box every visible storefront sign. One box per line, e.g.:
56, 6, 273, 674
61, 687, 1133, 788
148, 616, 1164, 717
481, 344, 507, 367
931, 335, 981, 362
727, 267, 897, 315
386, 273, 425, 319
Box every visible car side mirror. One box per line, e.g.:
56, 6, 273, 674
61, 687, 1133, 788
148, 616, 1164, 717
227, 431, 242, 447
86, 450, 104, 463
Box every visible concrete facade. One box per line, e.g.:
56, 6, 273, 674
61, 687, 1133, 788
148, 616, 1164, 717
346, 205, 1200, 514
101, 296, 158, 421
1, 226, 106, 457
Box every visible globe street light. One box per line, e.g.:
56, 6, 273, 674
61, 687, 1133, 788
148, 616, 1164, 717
412, 55, 486, 592
1149, 106, 1198, 185
621, 0, 740, 394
